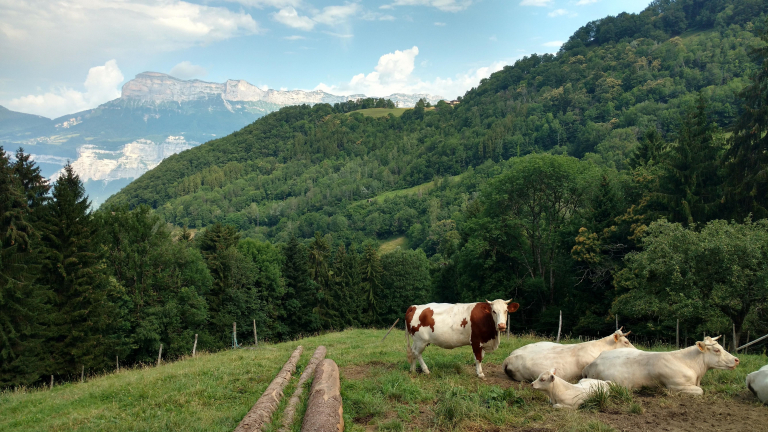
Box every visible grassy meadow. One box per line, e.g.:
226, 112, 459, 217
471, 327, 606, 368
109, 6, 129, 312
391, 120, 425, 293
1, 329, 766, 432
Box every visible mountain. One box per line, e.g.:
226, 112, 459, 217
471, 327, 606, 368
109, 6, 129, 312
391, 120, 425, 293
0, 73, 443, 206
105, 0, 767, 242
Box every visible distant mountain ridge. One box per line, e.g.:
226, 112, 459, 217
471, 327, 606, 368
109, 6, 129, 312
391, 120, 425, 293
121, 72, 442, 108
0, 73, 443, 206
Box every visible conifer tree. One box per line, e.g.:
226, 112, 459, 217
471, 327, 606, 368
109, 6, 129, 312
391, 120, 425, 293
39, 164, 118, 375
281, 235, 319, 337
359, 244, 383, 326
629, 128, 665, 168
0, 147, 48, 386
725, 25, 768, 220
12, 148, 50, 216
652, 93, 724, 225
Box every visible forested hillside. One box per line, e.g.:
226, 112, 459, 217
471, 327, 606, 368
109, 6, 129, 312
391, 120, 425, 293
3, 0, 768, 387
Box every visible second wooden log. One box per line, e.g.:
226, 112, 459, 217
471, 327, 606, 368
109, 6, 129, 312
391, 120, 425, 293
234, 346, 303, 432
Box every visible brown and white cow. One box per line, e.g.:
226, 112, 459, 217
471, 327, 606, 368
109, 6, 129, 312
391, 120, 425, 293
405, 299, 520, 378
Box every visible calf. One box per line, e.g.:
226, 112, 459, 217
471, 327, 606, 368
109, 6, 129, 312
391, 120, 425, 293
503, 329, 635, 382
405, 299, 520, 378
582, 336, 739, 395
746, 365, 768, 404
532, 368, 611, 409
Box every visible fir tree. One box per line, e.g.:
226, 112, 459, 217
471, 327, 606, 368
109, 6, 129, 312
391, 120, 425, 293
629, 128, 665, 168
0, 147, 48, 386
281, 235, 319, 337
359, 244, 383, 326
725, 25, 768, 220
12, 148, 50, 216
39, 164, 117, 375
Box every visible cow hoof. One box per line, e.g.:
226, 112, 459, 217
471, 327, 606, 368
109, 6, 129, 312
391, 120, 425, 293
478, 373, 486, 379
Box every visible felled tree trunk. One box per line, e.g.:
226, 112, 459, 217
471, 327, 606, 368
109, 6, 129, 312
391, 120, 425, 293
301, 359, 343, 432
278, 346, 327, 432
235, 346, 304, 432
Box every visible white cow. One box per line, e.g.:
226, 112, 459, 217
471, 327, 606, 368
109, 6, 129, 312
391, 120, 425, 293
503, 328, 635, 382
746, 365, 768, 404
532, 368, 611, 409
405, 299, 520, 378
582, 336, 740, 395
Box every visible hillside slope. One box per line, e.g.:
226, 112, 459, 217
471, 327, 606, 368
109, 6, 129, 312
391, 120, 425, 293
1, 329, 765, 432
106, 0, 767, 246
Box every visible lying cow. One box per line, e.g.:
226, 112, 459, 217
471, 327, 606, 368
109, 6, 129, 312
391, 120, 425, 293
582, 336, 739, 395
405, 299, 520, 378
532, 368, 611, 409
746, 365, 768, 404
503, 328, 635, 382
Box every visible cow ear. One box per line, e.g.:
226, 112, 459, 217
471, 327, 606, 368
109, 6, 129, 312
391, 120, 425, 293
614, 333, 619, 342
549, 374, 556, 382
696, 341, 706, 352
507, 303, 520, 313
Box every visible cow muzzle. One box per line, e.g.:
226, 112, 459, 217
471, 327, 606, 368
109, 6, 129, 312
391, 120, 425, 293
497, 324, 507, 331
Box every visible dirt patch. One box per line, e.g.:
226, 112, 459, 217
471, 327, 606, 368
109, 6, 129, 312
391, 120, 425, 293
597, 392, 768, 432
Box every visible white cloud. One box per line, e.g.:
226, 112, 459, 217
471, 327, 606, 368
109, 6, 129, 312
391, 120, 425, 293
434, 22, 446, 26
314, 46, 508, 100
576, 0, 599, 4
225, 0, 302, 8
0, 0, 261, 66
6, 60, 124, 118
284, 35, 306, 40
519, 0, 552, 6
543, 40, 563, 47
323, 31, 354, 38
489, 35, 497, 41
273, 7, 315, 30
385, 0, 473, 13
548, 9, 568, 17
313, 4, 361, 26
169, 61, 207, 79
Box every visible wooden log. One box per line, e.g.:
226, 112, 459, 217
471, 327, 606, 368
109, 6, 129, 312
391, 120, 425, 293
556, 310, 562, 343
381, 318, 400, 342
193, 334, 198, 357
157, 344, 163, 367
279, 346, 327, 432
301, 359, 343, 432
234, 346, 303, 432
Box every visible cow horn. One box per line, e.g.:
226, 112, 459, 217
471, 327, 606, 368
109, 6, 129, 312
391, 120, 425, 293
618, 326, 623, 333
623, 331, 631, 337
505, 299, 512, 304
711, 335, 721, 341
486, 299, 491, 304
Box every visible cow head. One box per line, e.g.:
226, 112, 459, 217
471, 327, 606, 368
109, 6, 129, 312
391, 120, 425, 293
696, 336, 739, 370
610, 327, 635, 349
532, 368, 557, 390
485, 299, 520, 332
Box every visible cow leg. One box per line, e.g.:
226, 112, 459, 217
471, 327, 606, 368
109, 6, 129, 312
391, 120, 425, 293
474, 351, 485, 379
668, 385, 703, 396
412, 339, 430, 375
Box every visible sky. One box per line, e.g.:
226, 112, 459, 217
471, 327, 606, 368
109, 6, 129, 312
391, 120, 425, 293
0, 0, 653, 119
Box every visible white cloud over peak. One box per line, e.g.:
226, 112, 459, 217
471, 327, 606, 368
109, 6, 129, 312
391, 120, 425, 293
273, 7, 316, 30
385, 0, 473, 13
548, 9, 568, 17
519, 0, 552, 6
6, 60, 124, 119
169, 61, 207, 79
314, 46, 507, 100
0, 0, 260, 73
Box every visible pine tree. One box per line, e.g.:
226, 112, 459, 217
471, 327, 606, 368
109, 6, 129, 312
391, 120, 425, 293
12, 148, 50, 217
725, 25, 768, 220
198, 223, 240, 312
652, 93, 724, 225
39, 164, 117, 375
281, 235, 319, 337
359, 244, 383, 326
0, 147, 48, 386
629, 128, 665, 168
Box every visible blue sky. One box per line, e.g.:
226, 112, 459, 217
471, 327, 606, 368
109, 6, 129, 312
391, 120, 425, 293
0, 0, 652, 118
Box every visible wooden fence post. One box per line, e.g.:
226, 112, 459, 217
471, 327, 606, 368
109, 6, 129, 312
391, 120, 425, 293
193, 334, 198, 357
746, 331, 750, 354
615, 315, 618, 331
50, 375, 53, 390
157, 344, 163, 366
81, 365, 84, 383
382, 318, 400, 342
116, 356, 119, 373
556, 310, 562, 343
253, 320, 258, 347
733, 323, 738, 353
233, 322, 238, 349
676, 319, 679, 350
506, 315, 510, 340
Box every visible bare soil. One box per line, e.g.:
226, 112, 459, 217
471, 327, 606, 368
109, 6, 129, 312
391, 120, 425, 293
341, 361, 768, 432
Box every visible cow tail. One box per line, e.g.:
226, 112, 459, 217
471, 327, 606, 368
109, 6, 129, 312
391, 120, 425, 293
405, 322, 414, 363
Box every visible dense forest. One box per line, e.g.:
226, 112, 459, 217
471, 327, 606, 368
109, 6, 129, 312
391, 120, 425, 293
2, 0, 768, 387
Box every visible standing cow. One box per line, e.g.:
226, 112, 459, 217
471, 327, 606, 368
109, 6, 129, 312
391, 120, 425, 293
582, 336, 739, 395
405, 299, 520, 378
503, 328, 635, 382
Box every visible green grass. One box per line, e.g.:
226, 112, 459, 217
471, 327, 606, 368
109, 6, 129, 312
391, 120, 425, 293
379, 236, 407, 254
347, 108, 410, 118
1, 329, 765, 432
